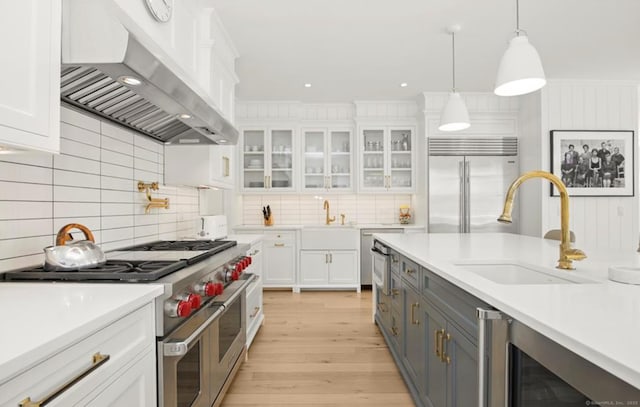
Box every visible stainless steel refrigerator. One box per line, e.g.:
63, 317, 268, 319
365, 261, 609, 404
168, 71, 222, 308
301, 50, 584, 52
428, 137, 519, 233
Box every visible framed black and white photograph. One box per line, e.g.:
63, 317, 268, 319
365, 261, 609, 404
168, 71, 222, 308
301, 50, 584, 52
550, 130, 634, 197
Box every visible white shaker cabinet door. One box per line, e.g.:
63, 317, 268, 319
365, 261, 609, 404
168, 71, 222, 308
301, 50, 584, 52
0, 0, 60, 153
300, 251, 329, 285
328, 251, 358, 284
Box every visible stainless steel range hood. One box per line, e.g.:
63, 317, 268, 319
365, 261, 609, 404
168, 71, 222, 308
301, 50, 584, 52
61, 2, 238, 145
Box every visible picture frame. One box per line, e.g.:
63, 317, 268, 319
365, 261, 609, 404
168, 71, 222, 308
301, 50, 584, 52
550, 130, 634, 197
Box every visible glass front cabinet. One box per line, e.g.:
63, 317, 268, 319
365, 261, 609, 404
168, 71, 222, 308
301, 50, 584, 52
359, 126, 416, 192
241, 127, 296, 192
301, 128, 353, 192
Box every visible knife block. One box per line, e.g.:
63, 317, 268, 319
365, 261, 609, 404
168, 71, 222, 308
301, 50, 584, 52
264, 214, 273, 226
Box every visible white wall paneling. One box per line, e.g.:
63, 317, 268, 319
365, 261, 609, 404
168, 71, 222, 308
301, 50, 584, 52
0, 106, 199, 272
519, 80, 639, 250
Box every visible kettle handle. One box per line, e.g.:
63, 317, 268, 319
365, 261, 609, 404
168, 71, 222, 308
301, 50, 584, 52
56, 223, 96, 246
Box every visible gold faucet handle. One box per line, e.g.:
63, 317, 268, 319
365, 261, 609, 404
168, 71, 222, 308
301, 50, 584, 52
565, 248, 587, 261
328, 216, 336, 223
340, 214, 345, 225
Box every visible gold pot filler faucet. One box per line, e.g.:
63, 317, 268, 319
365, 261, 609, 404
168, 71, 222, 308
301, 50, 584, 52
497, 170, 586, 270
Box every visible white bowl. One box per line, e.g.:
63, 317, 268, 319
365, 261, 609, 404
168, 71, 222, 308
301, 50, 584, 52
608, 265, 640, 284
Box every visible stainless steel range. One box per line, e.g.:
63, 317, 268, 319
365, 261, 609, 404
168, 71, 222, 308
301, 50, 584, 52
4, 239, 254, 407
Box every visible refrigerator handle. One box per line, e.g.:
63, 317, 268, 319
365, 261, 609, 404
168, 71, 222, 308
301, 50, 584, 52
459, 161, 465, 233
465, 160, 471, 233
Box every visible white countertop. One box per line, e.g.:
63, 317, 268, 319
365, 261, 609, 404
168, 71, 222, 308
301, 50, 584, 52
227, 234, 263, 246
0, 283, 163, 385
372, 232, 640, 389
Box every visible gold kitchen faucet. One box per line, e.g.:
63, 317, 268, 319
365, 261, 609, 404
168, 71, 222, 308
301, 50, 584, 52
323, 200, 336, 225
497, 170, 586, 270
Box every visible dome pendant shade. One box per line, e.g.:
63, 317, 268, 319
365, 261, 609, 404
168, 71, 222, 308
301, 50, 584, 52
494, 35, 546, 96
439, 92, 470, 132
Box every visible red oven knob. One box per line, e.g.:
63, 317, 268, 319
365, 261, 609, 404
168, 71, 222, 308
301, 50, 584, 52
165, 299, 193, 318
188, 293, 202, 310
247, 256, 252, 265
235, 262, 243, 274
214, 282, 224, 295
231, 269, 240, 281
203, 282, 216, 296
177, 300, 192, 317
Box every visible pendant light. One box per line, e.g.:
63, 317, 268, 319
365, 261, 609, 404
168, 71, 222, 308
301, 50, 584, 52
494, 0, 546, 96
439, 25, 470, 132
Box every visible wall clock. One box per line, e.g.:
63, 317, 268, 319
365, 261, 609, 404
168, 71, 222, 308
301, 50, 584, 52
145, 0, 173, 23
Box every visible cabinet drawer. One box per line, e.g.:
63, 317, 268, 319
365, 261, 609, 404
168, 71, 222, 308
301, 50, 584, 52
400, 257, 421, 290
422, 267, 490, 339
263, 231, 295, 246
246, 278, 263, 329
0, 303, 155, 407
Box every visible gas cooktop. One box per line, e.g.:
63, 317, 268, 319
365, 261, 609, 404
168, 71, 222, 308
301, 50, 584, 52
3, 260, 188, 282
2, 240, 238, 282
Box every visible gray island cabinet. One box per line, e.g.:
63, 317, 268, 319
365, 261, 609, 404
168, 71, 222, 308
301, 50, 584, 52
376, 253, 491, 407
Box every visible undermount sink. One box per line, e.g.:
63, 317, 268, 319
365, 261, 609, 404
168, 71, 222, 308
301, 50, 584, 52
455, 260, 599, 285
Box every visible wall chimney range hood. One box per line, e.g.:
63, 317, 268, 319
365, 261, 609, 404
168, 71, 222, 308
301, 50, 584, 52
61, 1, 238, 145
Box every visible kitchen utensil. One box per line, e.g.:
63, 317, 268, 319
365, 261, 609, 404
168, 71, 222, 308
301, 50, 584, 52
44, 224, 106, 271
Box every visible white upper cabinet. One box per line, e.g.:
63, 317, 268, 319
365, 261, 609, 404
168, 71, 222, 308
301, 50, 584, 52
301, 128, 353, 192
358, 126, 416, 192
0, 0, 61, 153
240, 127, 296, 192
164, 145, 235, 189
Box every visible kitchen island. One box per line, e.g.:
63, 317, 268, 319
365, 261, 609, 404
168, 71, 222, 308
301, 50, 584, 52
372, 232, 640, 402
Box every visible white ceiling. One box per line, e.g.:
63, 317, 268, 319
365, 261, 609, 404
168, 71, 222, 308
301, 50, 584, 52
212, 0, 640, 102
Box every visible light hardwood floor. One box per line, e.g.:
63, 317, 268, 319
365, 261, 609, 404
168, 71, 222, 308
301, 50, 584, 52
221, 290, 415, 407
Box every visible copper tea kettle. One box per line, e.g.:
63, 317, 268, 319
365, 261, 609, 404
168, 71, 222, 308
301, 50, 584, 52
43, 224, 106, 271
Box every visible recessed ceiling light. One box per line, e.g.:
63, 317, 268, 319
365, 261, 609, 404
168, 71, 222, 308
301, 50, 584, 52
304, 83, 312, 88
177, 113, 192, 119
218, 139, 228, 143
400, 83, 408, 87
118, 76, 142, 86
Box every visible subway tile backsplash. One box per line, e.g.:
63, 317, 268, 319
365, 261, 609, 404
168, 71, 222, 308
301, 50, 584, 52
241, 194, 412, 226
0, 106, 199, 272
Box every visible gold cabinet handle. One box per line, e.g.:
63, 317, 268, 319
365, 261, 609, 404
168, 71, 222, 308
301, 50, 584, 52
435, 329, 443, 358
274, 243, 285, 247
222, 156, 230, 177
440, 332, 451, 364
405, 268, 415, 274
250, 306, 261, 318
391, 288, 399, 297
410, 302, 420, 325
20, 352, 110, 407
329, 253, 332, 263
325, 253, 329, 263
391, 255, 399, 264
376, 302, 388, 313
391, 326, 399, 336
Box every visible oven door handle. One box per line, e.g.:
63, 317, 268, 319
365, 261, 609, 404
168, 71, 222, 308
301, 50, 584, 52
163, 306, 224, 357
370, 247, 387, 257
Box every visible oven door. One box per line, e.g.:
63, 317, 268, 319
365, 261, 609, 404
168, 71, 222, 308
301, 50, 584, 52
211, 281, 247, 402
479, 310, 640, 407
159, 305, 223, 407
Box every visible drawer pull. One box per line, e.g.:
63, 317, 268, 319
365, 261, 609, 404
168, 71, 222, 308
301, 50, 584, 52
376, 302, 388, 313
20, 352, 110, 407
391, 288, 399, 297
440, 332, 451, 364
405, 268, 415, 274
391, 326, 399, 336
435, 329, 443, 357
410, 302, 420, 325
250, 306, 261, 318
274, 243, 285, 247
